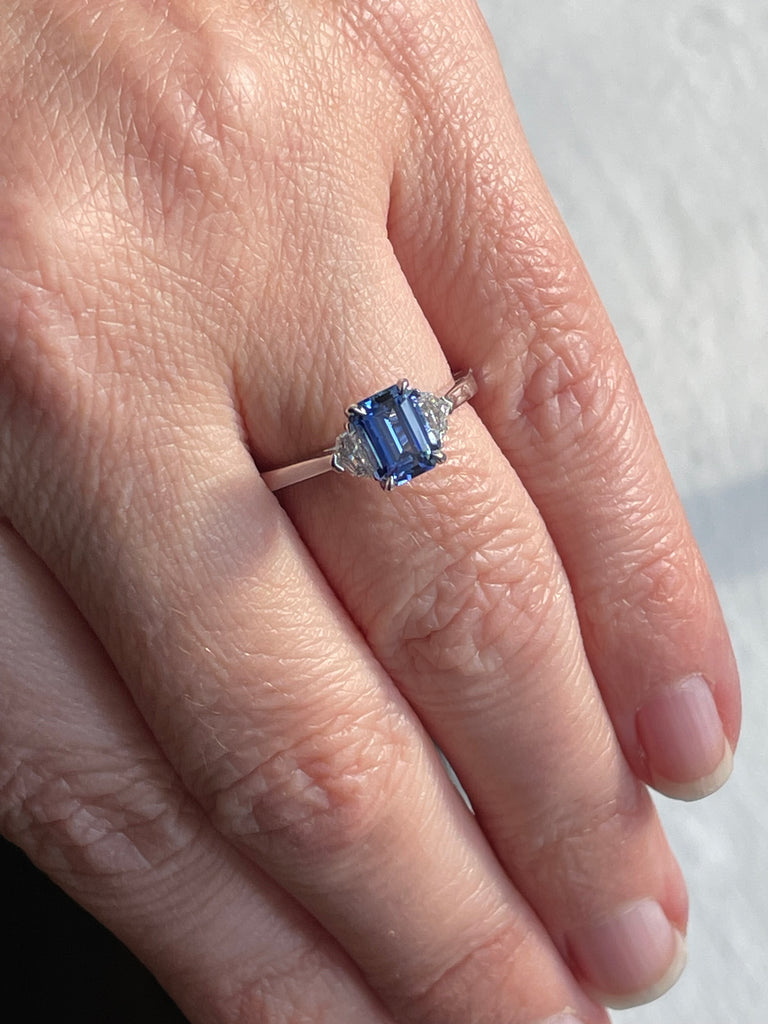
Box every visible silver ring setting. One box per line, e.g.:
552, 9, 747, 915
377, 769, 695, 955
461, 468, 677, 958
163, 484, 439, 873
262, 369, 476, 492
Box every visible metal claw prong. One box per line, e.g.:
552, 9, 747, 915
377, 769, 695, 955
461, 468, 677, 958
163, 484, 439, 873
383, 476, 397, 491
433, 450, 447, 464
347, 404, 367, 417
330, 452, 345, 473
396, 378, 410, 393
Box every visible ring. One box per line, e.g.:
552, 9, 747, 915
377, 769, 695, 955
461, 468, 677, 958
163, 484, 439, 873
262, 369, 477, 492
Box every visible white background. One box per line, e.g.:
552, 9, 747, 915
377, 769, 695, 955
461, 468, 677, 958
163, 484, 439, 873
477, 2, 768, 1021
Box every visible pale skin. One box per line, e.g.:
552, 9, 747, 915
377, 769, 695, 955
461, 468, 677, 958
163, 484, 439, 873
0, 1, 741, 1022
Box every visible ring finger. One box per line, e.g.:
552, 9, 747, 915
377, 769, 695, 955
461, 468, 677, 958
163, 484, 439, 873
246, 228, 688, 1009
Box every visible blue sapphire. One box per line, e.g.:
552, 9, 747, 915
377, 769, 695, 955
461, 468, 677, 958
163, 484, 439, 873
347, 384, 444, 488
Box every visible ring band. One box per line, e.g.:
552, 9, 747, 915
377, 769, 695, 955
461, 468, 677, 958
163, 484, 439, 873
262, 369, 477, 492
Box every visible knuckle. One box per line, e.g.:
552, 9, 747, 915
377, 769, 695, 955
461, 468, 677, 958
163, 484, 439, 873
407, 920, 530, 1024
206, 945, 359, 1024
622, 534, 697, 615
512, 769, 650, 890
0, 747, 188, 879
583, 509, 706, 635
123, 45, 244, 218
209, 709, 416, 868
514, 328, 623, 446
0, 189, 107, 470
384, 509, 569, 692
0, 269, 117, 536
457, 181, 635, 454
0, 270, 77, 418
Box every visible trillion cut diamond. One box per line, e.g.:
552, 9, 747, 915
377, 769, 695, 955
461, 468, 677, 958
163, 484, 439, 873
333, 426, 377, 477
335, 383, 449, 488
416, 392, 452, 440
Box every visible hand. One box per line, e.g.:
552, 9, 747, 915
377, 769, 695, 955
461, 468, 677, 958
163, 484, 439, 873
0, 2, 740, 1022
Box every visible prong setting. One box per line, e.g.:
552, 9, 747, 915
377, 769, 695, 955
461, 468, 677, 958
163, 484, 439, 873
325, 373, 476, 490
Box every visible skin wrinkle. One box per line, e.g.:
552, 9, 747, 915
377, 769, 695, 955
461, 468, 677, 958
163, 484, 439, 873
0, 749, 191, 876
176, 874, 380, 1024
346, 448, 638, 921
169, 857, 397, 1024
400, 548, 565, 688
407, 919, 534, 1024
22, 450, 255, 727
209, 702, 419, 872
576, 480, 704, 633
383, 50, 715, 848
584, 541, 711, 674
3, 171, 231, 435
243, 234, 407, 463
517, 331, 619, 445
88, 4, 241, 198
168, 533, 354, 698
336, 0, 439, 121
338, 0, 497, 163
180, 645, 381, 754
0, 308, 124, 591
368, 482, 569, 687
501, 739, 643, 864
0, 283, 83, 420
222, 941, 379, 1024
359, 871, 540, 1021
163, 857, 391, 1024
515, 789, 651, 918
480, 720, 625, 862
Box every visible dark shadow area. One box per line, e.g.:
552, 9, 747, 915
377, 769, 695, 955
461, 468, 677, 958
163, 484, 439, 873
0, 835, 189, 1023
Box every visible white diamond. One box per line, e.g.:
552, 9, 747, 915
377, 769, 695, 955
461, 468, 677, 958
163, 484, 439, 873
416, 393, 452, 444
333, 428, 376, 477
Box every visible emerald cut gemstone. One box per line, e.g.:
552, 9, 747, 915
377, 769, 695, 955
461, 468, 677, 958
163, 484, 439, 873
338, 383, 449, 488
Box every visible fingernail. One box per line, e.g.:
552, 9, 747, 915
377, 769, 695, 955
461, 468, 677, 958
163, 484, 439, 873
636, 674, 733, 800
567, 900, 687, 1009
539, 1016, 586, 1024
